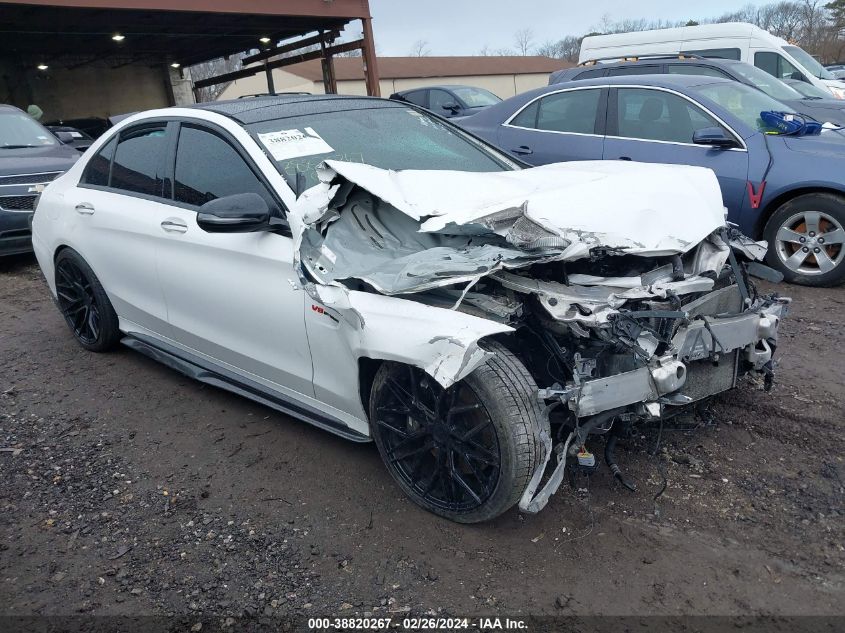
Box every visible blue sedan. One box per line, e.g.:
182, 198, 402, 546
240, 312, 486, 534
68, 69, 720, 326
458, 75, 845, 286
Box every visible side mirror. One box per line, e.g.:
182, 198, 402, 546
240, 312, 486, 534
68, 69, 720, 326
692, 126, 738, 148
441, 102, 461, 113
54, 131, 75, 144
197, 193, 271, 233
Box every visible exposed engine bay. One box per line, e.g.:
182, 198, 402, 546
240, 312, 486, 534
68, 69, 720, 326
289, 159, 790, 513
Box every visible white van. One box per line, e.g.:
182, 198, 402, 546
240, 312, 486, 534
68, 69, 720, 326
579, 22, 845, 99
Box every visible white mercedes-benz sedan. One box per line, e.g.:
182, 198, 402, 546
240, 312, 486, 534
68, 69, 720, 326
32, 95, 788, 523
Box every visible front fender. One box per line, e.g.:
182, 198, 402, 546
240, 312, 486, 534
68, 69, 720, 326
310, 284, 513, 388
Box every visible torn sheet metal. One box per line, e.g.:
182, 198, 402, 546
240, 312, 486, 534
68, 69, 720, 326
307, 283, 513, 388
292, 159, 728, 296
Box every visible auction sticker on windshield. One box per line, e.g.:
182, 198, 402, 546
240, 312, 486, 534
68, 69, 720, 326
258, 127, 334, 161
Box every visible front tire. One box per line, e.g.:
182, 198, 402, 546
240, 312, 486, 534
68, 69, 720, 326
763, 193, 845, 287
369, 341, 543, 523
54, 249, 121, 352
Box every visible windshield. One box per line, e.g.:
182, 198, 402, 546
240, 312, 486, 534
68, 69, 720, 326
694, 82, 796, 132
729, 63, 803, 101
786, 78, 833, 99
783, 45, 835, 80
452, 87, 502, 107
0, 111, 58, 148
248, 106, 515, 190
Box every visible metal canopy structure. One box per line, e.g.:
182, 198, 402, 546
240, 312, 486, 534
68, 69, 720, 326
0, 0, 380, 96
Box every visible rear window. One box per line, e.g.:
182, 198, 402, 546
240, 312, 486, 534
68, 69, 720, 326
110, 126, 168, 197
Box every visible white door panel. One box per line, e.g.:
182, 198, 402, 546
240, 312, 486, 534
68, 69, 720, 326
156, 207, 315, 399
64, 186, 172, 337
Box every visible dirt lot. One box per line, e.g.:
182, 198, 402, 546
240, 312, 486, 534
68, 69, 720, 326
1, 253, 843, 625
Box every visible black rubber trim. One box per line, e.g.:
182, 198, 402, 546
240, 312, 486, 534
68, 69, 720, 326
121, 333, 370, 443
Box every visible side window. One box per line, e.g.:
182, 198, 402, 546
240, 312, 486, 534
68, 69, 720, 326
616, 88, 721, 144
402, 90, 427, 107
667, 64, 731, 78
574, 68, 606, 80
110, 126, 168, 197
682, 48, 741, 60
174, 125, 279, 214
82, 136, 117, 186
755, 51, 803, 80
606, 65, 661, 76
510, 100, 540, 128
535, 89, 601, 134
429, 89, 457, 112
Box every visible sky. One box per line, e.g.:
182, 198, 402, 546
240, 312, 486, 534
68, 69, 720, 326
363, 0, 771, 57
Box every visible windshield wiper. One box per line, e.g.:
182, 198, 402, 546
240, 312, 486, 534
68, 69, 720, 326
0, 144, 42, 149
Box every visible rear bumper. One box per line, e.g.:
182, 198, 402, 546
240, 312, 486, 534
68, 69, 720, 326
541, 300, 789, 419
0, 210, 33, 256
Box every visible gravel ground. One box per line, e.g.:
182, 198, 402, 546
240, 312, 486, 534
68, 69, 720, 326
1, 253, 843, 625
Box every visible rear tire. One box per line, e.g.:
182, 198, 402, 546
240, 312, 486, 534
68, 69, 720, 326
54, 249, 121, 352
763, 193, 845, 287
369, 341, 543, 523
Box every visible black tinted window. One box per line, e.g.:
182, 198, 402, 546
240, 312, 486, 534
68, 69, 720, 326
402, 91, 427, 107
535, 89, 601, 133
174, 125, 278, 213
667, 64, 730, 78
82, 136, 116, 186
574, 68, 606, 80
111, 126, 167, 197
607, 65, 661, 76
683, 48, 741, 60
429, 89, 457, 112
755, 51, 803, 80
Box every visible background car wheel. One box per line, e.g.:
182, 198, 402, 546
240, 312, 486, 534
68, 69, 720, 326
54, 249, 121, 352
369, 341, 543, 523
763, 193, 845, 287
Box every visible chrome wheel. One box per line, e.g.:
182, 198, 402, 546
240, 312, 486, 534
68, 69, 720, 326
775, 210, 845, 275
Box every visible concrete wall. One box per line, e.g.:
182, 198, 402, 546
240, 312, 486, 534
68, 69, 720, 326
2, 62, 172, 121
218, 70, 554, 101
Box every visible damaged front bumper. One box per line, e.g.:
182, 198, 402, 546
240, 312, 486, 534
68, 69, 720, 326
539, 299, 789, 418
520, 296, 789, 515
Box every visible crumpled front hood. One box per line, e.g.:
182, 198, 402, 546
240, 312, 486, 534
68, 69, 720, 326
301, 159, 725, 255
290, 159, 727, 295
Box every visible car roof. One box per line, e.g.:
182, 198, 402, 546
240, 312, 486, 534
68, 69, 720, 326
396, 85, 480, 94
565, 56, 744, 73
550, 74, 735, 91
193, 94, 403, 125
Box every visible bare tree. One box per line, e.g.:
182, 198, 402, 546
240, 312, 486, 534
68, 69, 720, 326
409, 39, 431, 57
514, 28, 535, 55
537, 35, 583, 62
189, 54, 244, 102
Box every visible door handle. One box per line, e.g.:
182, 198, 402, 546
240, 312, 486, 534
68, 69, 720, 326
618, 156, 632, 161
511, 145, 533, 155
75, 202, 95, 215
160, 219, 188, 234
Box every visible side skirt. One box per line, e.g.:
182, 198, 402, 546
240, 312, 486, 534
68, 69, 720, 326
121, 333, 371, 443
